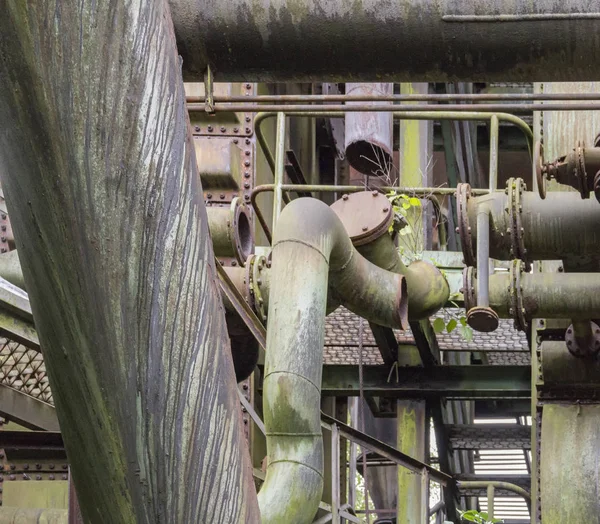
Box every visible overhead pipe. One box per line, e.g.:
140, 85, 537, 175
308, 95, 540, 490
458, 179, 600, 270
170, 0, 600, 82
258, 197, 408, 523
345, 84, 394, 177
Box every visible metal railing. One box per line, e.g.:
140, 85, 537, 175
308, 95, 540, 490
247, 110, 532, 243
457, 480, 532, 519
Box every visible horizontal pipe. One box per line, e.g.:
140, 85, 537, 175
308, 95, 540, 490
259, 198, 408, 523
206, 199, 254, 264
194, 102, 600, 113
0, 250, 25, 290
481, 272, 600, 320
467, 190, 600, 265
171, 0, 600, 82
457, 481, 531, 501
186, 93, 600, 103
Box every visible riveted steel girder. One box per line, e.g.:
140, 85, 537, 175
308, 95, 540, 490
170, 0, 600, 82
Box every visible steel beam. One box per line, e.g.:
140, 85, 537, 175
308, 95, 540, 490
448, 424, 531, 450
318, 365, 531, 399
171, 1, 600, 82
0, 385, 59, 431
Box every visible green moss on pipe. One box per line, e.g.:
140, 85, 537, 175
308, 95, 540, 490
259, 198, 408, 523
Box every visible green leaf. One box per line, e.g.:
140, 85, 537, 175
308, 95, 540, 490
433, 317, 446, 334
458, 324, 474, 342
446, 318, 458, 333
399, 225, 412, 236
458, 510, 479, 522
460, 316, 468, 327
409, 197, 421, 207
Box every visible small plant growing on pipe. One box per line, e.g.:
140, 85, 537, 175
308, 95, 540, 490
459, 509, 503, 524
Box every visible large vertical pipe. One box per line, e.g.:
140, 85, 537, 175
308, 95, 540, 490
0, 2, 258, 522
259, 197, 408, 523
345, 84, 394, 177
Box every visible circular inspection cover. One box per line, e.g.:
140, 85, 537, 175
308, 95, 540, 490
330, 191, 393, 246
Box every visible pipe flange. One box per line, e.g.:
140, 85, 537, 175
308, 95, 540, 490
462, 266, 476, 311
456, 183, 476, 267
565, 321, 600, 358
248, 254, 268, 322
534, 140, 547, 200
509, 259, 528, 332
594, 170, 600, 204
330, 191, 393, 246
507, 178, 530, 271
576, 140, 590, 199
467, 306, 499, 333
230, 198, 254, 266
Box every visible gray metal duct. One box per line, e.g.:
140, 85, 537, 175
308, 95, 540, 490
345, 84, 394, 176
170, 0, 600, 81
258, 197, 408, 523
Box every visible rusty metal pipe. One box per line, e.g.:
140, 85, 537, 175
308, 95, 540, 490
186, 93, 600, 104
472, 272, 600, 320
206, 198, 254, 265
345, 84, 394, 175
259, 197, 408, 523
170, 0, 600, 82
463, 183, 600, 268
331, 192, 449, 320
193, 102, 600, 113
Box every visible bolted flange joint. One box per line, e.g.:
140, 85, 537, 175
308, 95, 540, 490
565, 321, 600, 358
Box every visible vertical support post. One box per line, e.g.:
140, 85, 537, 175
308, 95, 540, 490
488, 115, 499, 192
467, 206, 498, 332
349, 399, 358, 512
397, 400, 427, 524
420, 468, 430, 524
332, 423, 341, 524
477, 208, 490, 308
272, 112, 286, 231
487, 484, 495, 519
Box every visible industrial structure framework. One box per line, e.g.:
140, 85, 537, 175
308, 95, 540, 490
0, 1, 600, 523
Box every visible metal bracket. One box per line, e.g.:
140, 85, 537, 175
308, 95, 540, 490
509, 259, 528, 332
507, 177, 530, 271
203, 66, 214, 114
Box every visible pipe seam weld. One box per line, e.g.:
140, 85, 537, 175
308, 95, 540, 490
272, 238, 330, 265
263, 370, 321, 393
266, 460, 324, 479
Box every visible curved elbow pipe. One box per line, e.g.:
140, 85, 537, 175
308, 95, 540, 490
331, 191, 449, 319
258, 198, 407, 523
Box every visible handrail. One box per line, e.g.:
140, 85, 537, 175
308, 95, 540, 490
255, 111, 533, 179
457, 480, 532, 519
250, 183, 488, 244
